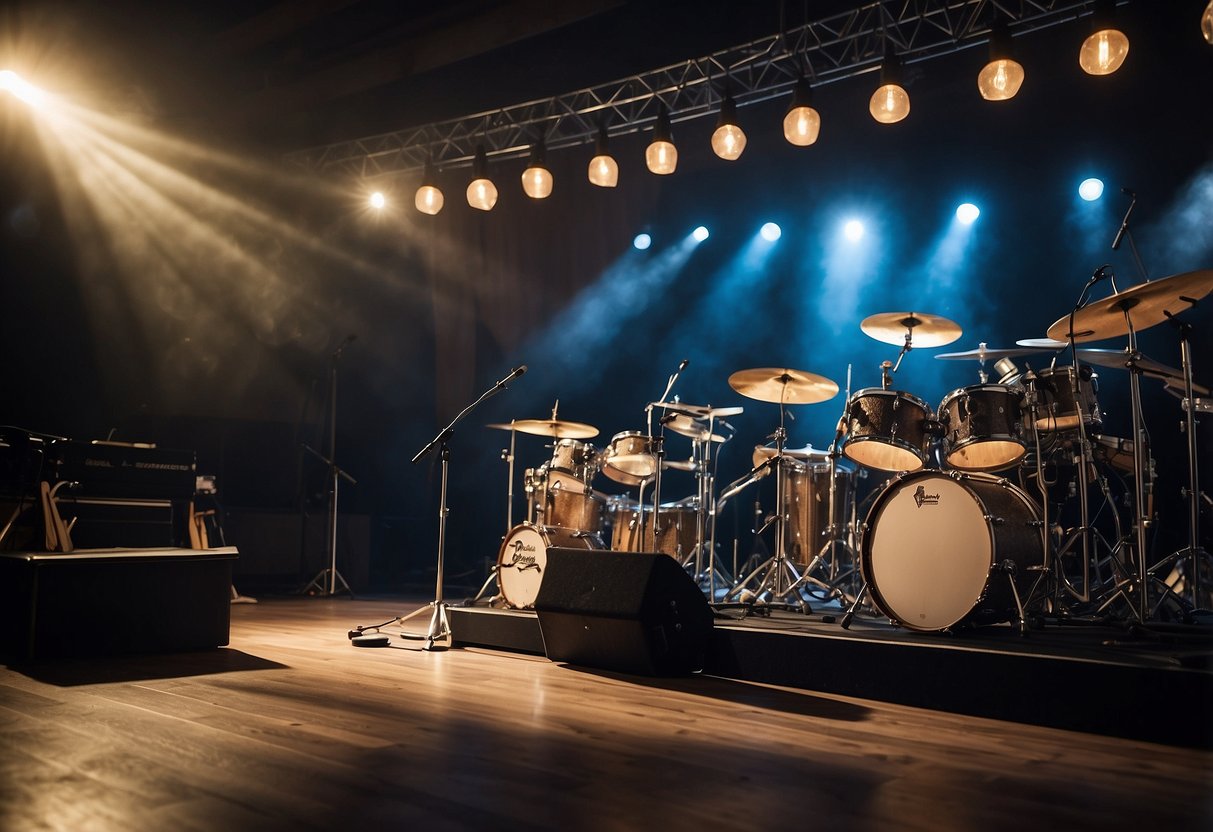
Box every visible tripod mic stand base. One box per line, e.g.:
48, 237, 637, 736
398, 601, 453, 651
303, 568, 353, 598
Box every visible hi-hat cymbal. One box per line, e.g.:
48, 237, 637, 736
650, 401, 745, 418
728, 368, 839, 405
492, 418, 599, 439
1047, 269, 1213, 343
935, 344, 1055, 362
752, 444, 830, 468
665, 414, 730, 443
861, 312, 962, 348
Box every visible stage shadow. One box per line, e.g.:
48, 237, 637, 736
7, 648, 287, 686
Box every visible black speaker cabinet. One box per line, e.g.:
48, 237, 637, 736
533, 549, 713, 676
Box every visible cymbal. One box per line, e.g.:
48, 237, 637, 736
728, 368, 839, 405
662, 458, 697, 472
935, 344, 1054, 362
752, 444, 830, 468
1015, 338, 1070, 350
650, 401, 745, 418
665, 414, 730, 443
1046, 269, 1213, 343
1075, 349, 1211, 394
860, 312, 962, 348
495, 418, 599, 439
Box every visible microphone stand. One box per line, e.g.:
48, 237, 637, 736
303, 337, 358, 597
398, 366, 525, 650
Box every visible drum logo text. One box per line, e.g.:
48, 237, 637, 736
507, 540, 541, 572
913, 485, 940, 507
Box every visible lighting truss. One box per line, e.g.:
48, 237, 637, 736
284, 0, 1101, 178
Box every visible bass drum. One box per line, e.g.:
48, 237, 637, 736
860, 471, 1042, 631
497, 523, 602, 610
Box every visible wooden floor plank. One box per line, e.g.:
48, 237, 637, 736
1, 596, 1209, 831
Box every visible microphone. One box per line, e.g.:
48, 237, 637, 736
497, 365, 527, 386
332, 333, 357, 358
1111, 189, 1136, 251
677, 358, 689, 372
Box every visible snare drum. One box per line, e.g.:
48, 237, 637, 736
843, 388, 932, 472
860, 470, 1042, 631
601, 431, 657, 485
497, 523, 602, 609
1027, 366, 1102, 433
938, 384, 1026, 471
548, 439, 599, 492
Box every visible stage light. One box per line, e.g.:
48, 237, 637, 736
467, 145, 498, 211
783, 77, 821, 147
844, 220, 865, 241
760, 222, 781, 241
633, 233, 652, 250
414, 160, 443, 215
369, 191, 386, 210
977, 26, 1025, 101
711, 92, 746, 161
0, 70, 48, 107
1204, 1, 1213, 44
956, 203, 980, 224
588, 125, 618, 188
1079, 0, 1129, 76
1079, 178, 1105, 201
521, 138, 553, 199
646, 105, 677, 175
692, 226, 710, 242
869, 47, 910, 124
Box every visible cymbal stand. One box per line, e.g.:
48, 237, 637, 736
723, 396, 810, 612
789, 366, 857, 606
1147, 313, 1210, 613
645, 360, 688, 557
686, 417, 732, 599
401, 366, 524, 650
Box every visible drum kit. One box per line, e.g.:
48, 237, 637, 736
475, 269, 1211, 635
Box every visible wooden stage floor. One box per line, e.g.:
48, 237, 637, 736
2, 596, 1210, 831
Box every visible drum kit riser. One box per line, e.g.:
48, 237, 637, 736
474, 269, 1210, 633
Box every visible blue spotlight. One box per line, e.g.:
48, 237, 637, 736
956, 203, 980, 225
633, 232, 652, 250
843, 219, 865, 242
692, 225, 710, 242
1079, 178, 1105, 201
760, 222, 782, 241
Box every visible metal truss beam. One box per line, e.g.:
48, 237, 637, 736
284, 1, 1101, 179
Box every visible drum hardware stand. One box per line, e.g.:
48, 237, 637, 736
303, 336, 358, 598
723, 416, 812, 612
644, 359, 689, 558
465, 421, 523, 606
1145, 312, 1210, 613
789, 368, 858, 606
402, 365, 526, 650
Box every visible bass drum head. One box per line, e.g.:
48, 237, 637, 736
862, 472, 996, 631
497, 524, 600, 609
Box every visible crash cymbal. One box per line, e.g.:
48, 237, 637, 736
860, 312, 962, 348
1047, 269, 1213, 343
665, 414, 730, 443
505, 418, 599, 439
935, 344, 1055, 362
1075, 349, 1211, 394
650, 401, 745, 418
727, 368, 839, 405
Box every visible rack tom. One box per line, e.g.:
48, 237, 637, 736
938, 384, 1026, 471
843, 388, 932, 472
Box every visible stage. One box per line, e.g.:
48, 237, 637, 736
2, 595, 1210, 830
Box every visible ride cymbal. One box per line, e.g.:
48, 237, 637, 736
650, 401, 745, 418
1046, 269, 1213, 343
860, 311, 962, 348
935, 344, 1055, 361
727, 368, 838, 404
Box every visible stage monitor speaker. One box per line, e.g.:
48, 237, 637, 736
533, 548, 713, 676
